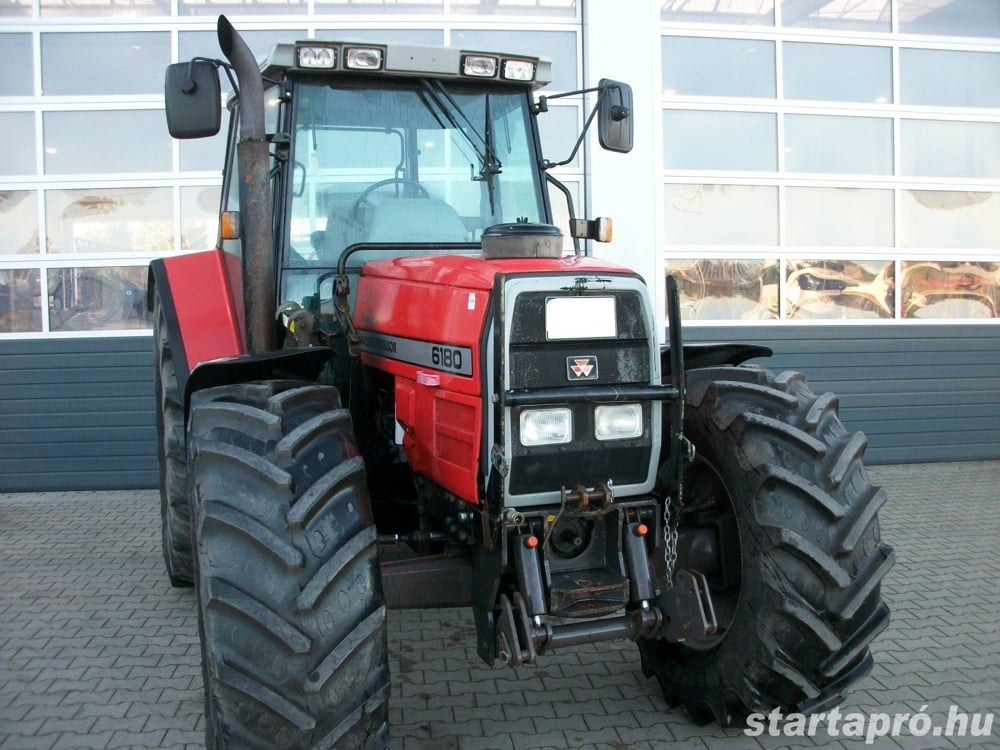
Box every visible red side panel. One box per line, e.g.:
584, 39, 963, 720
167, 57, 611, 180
354, 266, 491, 504
162, 249, 245, 369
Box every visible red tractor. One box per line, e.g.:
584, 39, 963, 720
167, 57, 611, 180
151, 17, 894, 749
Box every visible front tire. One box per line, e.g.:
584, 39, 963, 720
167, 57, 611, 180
188, 381, 390, 749
640, 365, 894, 726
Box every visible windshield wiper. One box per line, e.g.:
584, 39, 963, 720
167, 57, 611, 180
420, 80, 502, 213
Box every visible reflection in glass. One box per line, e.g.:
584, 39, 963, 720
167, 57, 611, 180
666, 184, 778, 245
451, 0, 576, 16
0, 34, 33, 95
902, 261, 999, 319
40, 0, 166, 16
41, 32, 169, 96
180, 186, 222, 252
661, 0, 774, 25
44, 110, 170, 175
312, 0, 442, 13
900, 49, 1000, 109
781, 0, 889, 32
898, 0, 1000, 39
0, 114, 36, 175
0, 191, 40, 254
664, 111, 777, 171
0, 0, 32, 16
179, 0, 305, 15
315, 29, 444, 44
547, 179, 580, 255
783, 43, 891, 103
900, 191, 998, 249
784, 115, 892, 174
668, 259, 779, 321
901, 120, 1000, 179
662, 37, 776, 99
45, 187, 174, 254
785, 187, 893, 247
48, 266, 151, 331
0, 269, 41, 333
786, 260, 894, 319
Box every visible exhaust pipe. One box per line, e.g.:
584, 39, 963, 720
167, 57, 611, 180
217, 15, 275, 354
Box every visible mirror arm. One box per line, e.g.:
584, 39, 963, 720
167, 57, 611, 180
539, 90, 603, 170
545, 174, 582, 256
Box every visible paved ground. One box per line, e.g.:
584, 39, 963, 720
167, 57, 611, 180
1, 461, 998, 750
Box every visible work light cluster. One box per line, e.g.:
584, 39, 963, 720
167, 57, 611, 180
519, 404, 643, 446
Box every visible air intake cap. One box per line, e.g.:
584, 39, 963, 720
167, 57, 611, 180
482, 223, 563, 259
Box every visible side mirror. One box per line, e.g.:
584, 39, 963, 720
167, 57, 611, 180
164, 60, 222, 139
597, 79, 633, 154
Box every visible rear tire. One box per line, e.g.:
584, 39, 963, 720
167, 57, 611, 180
188, 381, 390, 749
154, 293, 193, 586
640, 365, 894, 726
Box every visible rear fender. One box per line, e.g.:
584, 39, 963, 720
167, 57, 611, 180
148, 249, 245, 390
148, 251, 335, 411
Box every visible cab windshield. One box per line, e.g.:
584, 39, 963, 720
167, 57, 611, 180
285, 78, 545, 270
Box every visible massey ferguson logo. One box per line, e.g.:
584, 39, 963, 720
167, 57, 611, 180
567, 356, 599, 381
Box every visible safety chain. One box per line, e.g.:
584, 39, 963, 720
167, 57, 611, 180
662, 494, 680, 589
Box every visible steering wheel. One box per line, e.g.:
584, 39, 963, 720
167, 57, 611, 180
349, 178, 430, 227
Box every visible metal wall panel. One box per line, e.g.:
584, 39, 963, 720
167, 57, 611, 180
684, 324, 1000, 465
1, 325, 998, 491
0, 338, 155, 491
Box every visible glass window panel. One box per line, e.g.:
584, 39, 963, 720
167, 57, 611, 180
451, 0, 576, 16
902, 261, 999, 319
180, 30, 308, 94
312, 0, 443, 13
179, 0, 305, 15
315, 29, 444, 44
48, 266, 151, 331
450, 30, 577, 91
786, 260, 895, 319
668, 259, 779, 320
666, 184, 778, 245
900, 190, 1000, 249
180, 123, 227, 172
900, 49, 1000, 109
784, 115, 892, 175
664, 111, 777, 171
0, 269, 42, 333
181, 185, 222, 252
40, 0, 165, 16
43, 110, 170, 175
785, 187, 893, 247
783, 43, 891, 104
547, 179, 579, 254
537, 105, 580, 167
0, 34, 33, 95
0, 114, 36, 175
898, 0, 1000, 39
45, 187, 174, 255
0, 190, 40, 254
0, 0, 32, 16
901, 120, 1000, 179
661, 0, 774, 26
781, 0, 890, 32
663, 37, 775, 99
41, 32, 169, 96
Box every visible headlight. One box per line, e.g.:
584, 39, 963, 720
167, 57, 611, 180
519, 408, 572, 446
345, 47, 383, 70
297, 46, 336, 69
594, 404, 643, 441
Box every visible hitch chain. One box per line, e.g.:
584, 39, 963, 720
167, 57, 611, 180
662, 495, 679, 589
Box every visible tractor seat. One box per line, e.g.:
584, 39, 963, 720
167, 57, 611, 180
366, 198, 469, 244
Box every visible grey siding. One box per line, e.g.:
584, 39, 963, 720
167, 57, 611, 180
683, 324, 1000, 465
1, 325, 999, 491
0, 337, 155, 492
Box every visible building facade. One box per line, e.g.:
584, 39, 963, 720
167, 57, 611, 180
1, 0, 998, 490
